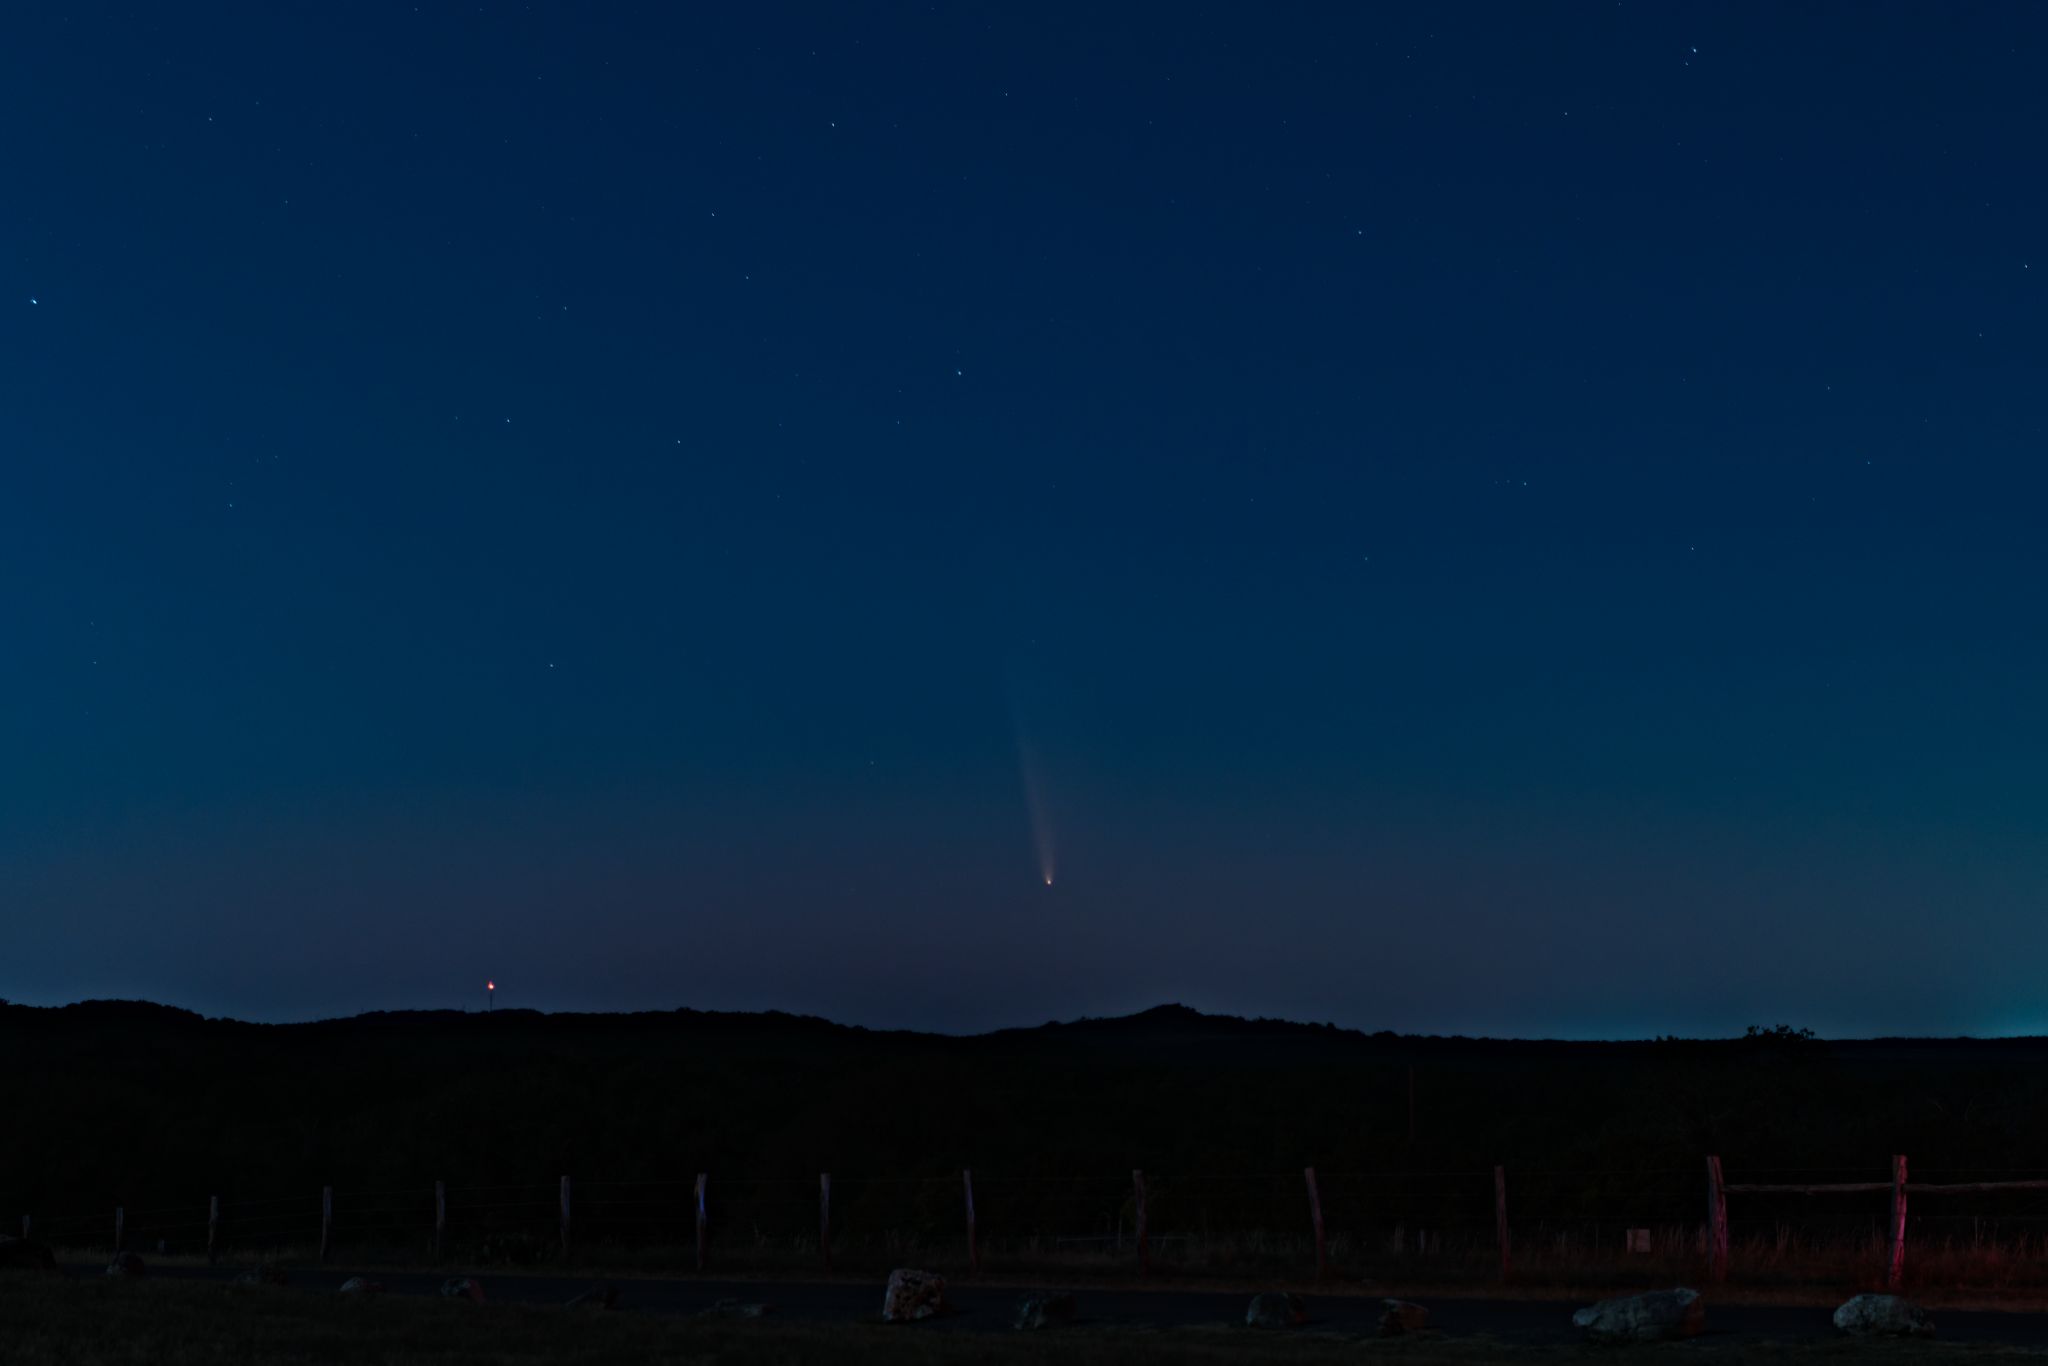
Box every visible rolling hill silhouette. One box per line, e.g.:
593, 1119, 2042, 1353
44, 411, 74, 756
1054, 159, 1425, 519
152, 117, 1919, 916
8, 998, 2047, 1255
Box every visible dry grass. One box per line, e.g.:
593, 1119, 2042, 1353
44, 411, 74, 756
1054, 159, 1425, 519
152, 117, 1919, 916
81, 1226, 2048, 1310
0, 1271, 2034, 1366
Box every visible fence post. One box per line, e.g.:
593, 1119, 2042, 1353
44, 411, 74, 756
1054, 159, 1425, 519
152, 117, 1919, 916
320, 1187, 332, 1263
114, 1206, 124, 1252
1493, 1166, 1510, 1282
207, 1195, 219, 1264
434, 1181, 445, 1261
1705, 1156, 1728, 1282
1304, 1167, 1327, 1279
1133, 1169, 1149, 1278
693, 1172, 707, 1272
819, 1174, 831, 1273
19, 1215, 27, 1241
559, 1176, 571, 1261
962, 1169, 979, 1274
1888, 1154, 1908, 1290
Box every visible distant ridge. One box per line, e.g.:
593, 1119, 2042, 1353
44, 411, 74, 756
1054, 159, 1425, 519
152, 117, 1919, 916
5, 996, 1459, 1042
6, 996, 2043, 1048
14, 993, 2048, 1233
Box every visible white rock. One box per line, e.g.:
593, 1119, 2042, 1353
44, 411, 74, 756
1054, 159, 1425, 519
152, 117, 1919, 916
1572, 1287, 1704, 1341
1833, 1293, 1932, 1337
881, 1267, 947, 1322
1245, 1292, 1306, 1328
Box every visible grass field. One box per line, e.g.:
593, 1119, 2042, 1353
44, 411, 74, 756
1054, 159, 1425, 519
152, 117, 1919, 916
61, 1226, 2048, 1310
0, 1272, 2038, 1366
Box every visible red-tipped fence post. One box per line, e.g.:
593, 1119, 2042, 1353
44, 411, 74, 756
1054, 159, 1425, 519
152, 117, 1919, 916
320, 1187, 332, 1263
1493, 1166, 1510, 1282
559, 1176, 571, 1261
1133, 1169, 1149, 1278
693, 1173, 707, 1271
207, 1196, 219, 1264
1304, 1167, 1327, 1279
963, 1169, 979, 1274
1888, 1154, 1908, 1290
1705, 1156, 1729, 1282
819, 1174, 832, 1272
434, 1181, 446, 1261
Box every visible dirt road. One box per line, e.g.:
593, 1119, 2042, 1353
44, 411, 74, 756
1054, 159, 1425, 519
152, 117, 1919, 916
71, 1264, 2048, 1345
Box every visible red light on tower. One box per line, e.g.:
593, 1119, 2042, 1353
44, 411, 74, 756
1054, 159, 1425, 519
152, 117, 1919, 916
486, 980, 495, 1011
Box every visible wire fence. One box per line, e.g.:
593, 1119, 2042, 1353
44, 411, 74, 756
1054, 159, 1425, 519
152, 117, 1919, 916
18, 1159, 2048, 1286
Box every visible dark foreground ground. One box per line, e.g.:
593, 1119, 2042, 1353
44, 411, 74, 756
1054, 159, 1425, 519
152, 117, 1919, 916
16, 1262, 2048, 1362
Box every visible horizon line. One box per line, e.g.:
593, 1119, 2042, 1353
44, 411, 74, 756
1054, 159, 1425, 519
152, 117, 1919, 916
5, 995, 2042, 1046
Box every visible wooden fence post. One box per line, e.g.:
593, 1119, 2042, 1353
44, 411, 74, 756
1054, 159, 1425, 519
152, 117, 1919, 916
1493, 1166, 1510, 1282
559, 1176, 571, 1260
1304, 1167, 1327, 1279
207, 1196, 219, 1264
1133, 1169, 1149, 1278
114, 1206, 124, 1252
320, 1187, 332, 1263
819, 1174, 831, 1272
693, 1173, 707, 1272
962, 1169, 979, 1274
1705, 1156, 1728, 1282
1888, 1154, 1908, 1290
434, 1181, 445, 1261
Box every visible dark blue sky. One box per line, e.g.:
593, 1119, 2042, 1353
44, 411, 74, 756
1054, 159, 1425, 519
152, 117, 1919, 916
5, 4, 2045, 1036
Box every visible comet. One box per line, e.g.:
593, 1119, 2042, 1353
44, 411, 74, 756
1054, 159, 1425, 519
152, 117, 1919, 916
1015, 730, 1056, 887
1006, 669, 1059, 886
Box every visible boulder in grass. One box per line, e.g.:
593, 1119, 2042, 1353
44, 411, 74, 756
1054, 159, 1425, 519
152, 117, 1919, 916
1014, 1292, 1077, 1330
1572, 1288, 1703, 1342
0, 1237, 57, 1273
104, 1252, 146, 1278
566, 1282, 621, 1310
881, 1268, 948, 1322
337, 1276, 384, 1295
233, 1264, 289, 1288
1246, 1292, 1308, 1328
698, 1297, 773, 1319
1834, 1294, 1933, 1337
1379, 1299, 1430, 1336
440, 1277, 485, 1303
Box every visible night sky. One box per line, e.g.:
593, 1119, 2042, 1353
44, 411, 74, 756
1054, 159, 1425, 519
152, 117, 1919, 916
6, 5, 2046, 1037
